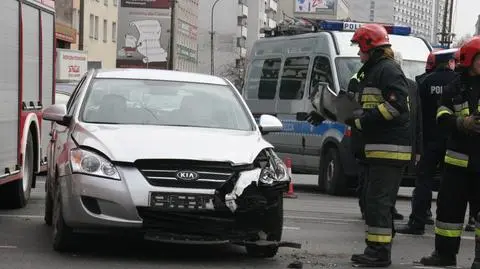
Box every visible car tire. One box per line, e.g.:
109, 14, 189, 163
246, 195, 283, 258
52, 185, 74, 252
44, 186, 53, 226
319, 147, 347, 196
0, 131, 34, 209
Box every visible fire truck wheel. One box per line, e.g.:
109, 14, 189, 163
0, 131, 34, 209
52, 184, 75, 252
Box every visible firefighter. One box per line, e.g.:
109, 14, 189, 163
418, 36, 480, 268
415, 51, 436, 86
346, 24, 411, 267
397, 49, 458, 235
454, 48, 477, 233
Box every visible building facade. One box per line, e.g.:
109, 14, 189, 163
246, 0, 278, 50
393, 0, 435, 43
197, 0, 249, 83
79, 0, 119, 69
275, 0, 349, 22
349, 0, 394, 24
174, 0, 199, 72
349, 0, 441, 44
55, 0, 77, 48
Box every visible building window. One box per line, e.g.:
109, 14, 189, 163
103, 19, 108, 42
113, 0, 117, 6
112, 22, 117, 42
95, 16, 99, 40
89, 14, 94, 38
104, 0, 108, 6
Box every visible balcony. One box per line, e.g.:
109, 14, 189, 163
236, 25, 247, 38
268, 18, 276, 29
237, 3, 248, 17
265, 0, 277, 13
236, 47, 247, 58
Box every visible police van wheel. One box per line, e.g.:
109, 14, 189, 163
319, 147, 347, 196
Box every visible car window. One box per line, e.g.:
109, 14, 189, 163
80, 79, 255, 131
310, 56, 334, 95
279, 56, 310, 100
244, 58, 282, 100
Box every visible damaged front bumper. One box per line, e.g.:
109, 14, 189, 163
139, 165, 298, 249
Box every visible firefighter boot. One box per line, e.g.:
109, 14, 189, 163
418, 250, 456, 267
396, 221, 425, 235
351, 242, 392, 267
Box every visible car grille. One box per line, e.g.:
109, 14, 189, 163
134, 159, 235, 189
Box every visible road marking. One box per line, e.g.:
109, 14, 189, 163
322, 221, 350, 225
397, 233, 475, 241
283, 226, 300, 230
0, 245, 17, 249
0, 214, 43, 219
285, 215, 363, 223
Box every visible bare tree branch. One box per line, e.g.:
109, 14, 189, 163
218, 60, 248, 90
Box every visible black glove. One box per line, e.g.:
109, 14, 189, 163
306, 111, 325, 126
344, 117, 355, 127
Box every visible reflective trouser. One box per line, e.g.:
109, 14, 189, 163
362, 164, 403, 260
434, 164, 480, 256
409, 143, 445, 227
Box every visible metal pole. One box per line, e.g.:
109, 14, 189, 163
169, 0, 176, 70
210, 0, 222, 75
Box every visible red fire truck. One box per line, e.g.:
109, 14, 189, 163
0, 0, 55, 209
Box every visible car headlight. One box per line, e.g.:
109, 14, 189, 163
70, 148, 120, 180
258, 152, 290, 184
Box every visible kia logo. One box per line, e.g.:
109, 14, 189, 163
175, 170, 199, 181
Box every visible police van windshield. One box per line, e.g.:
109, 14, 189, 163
335, 57, 426, 92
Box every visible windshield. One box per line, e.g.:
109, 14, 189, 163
80, 78, 254, 131
335, 57, 426, 91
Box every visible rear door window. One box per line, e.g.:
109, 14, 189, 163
279, 56, 310, 100
244, 58, 282, 99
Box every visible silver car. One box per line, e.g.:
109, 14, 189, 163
42, 68, 292, 257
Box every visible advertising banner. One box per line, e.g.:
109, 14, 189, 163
116, 2, 171, 69
295, 0, 336, 13
120, 0, 170, 9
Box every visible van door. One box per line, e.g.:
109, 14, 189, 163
302, 55, 343, 169
243, 57, 282, 117
275, 55, 311, 167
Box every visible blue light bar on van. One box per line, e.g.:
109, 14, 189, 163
318, 20, 411, 36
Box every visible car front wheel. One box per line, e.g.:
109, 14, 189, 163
245, 195, 283, 258
52, 184, 75, 252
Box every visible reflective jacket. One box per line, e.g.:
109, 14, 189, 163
352, 56, 412, 165
436, 72, 480, 171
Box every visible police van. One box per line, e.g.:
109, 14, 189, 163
242, 19, 433, 195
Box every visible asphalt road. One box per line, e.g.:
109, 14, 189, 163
0, 175, 475, 269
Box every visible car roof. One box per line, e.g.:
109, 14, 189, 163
94, 68, 228, 85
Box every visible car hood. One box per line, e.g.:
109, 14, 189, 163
71, 123, 272, 164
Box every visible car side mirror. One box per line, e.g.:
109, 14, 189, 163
258, 114, 283, 135
42, 104, 71, 126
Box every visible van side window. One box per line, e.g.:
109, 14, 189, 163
310, 56, 334, 95
279, 56, 310, 100
245, 58, 281, 99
